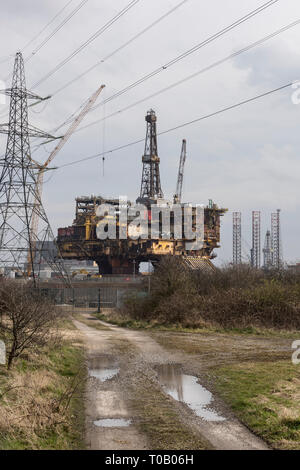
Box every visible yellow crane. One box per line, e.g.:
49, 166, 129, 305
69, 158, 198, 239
27, 84, 106, 276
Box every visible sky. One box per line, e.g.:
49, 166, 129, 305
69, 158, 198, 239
0, 0, 300, 266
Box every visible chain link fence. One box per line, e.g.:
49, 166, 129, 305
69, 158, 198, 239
39, 285, 138, 309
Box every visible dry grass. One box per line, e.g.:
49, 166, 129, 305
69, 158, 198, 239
1, 369, 62, 435
0, 320, 86, 450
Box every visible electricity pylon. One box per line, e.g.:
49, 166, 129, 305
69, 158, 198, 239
0, 52, 70, 286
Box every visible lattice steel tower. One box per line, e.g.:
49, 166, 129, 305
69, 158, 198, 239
0, 52, 69, 286
263, 230, 272, 268
271, 209, 282, 269
139, 110, 164, 200
233, 212, 242, 265
251, 211, 261, 268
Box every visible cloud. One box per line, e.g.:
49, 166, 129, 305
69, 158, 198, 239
1, 0, 300, 266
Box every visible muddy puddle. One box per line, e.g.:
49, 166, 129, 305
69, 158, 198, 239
156, 364, 225, 422
89, 356, 119, 383
93, 419, 131, 428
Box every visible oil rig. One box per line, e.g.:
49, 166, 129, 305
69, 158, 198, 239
57, 110, 227, 274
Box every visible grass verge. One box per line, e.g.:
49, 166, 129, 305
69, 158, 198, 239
96, 310, 299, 339
213, 360, 300, 450
0, 318, 86, 450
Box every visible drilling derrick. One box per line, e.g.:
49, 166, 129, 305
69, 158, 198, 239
139, 109, 163, 202
263, 230, 272, 269
251, 211, 261, 269
0, 52, 69, 285
271, 209, 282, 269
232, 212, 242, 265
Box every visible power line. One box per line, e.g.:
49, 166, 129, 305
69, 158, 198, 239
0, 55, 14, 65
22, 0, 75, 52
55, 0, 281, 134
75, 17, 300, 135
52, 0, 190, 97
3, 1, 77, 83
48, 1, 191, 132
31, 0, 141, 89
24, 0, 89, 62
27, 0, 282, 166
42, 0, 281, 138
86, 0, 280, 115
58, 81, 292, 169
33, 6, 290, 154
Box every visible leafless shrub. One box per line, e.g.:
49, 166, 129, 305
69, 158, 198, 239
0, 280, 61, 369
150, 256, 196, 298
196, 282, 300, 330
193, 264, 264, 295
122, 257, 195, 321
121, 260, 300, 330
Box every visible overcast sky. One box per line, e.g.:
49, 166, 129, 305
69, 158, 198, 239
1, 0, 300, 265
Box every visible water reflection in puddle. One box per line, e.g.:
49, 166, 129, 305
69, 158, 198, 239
89, 368, 119, 382
93, 419, 131, 428
156, 364, 225, 422
89, 356, 119, 382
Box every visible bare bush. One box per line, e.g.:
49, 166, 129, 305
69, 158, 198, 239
120, 260, 300, 331
196, 282, 300, 330
150, 256, 196, 299
193, 264, 264, 295
0, 280, 61, 369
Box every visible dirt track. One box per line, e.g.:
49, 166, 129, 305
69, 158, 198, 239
71, 311, 294, 450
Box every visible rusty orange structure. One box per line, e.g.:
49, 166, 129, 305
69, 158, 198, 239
57, 110, 227, 274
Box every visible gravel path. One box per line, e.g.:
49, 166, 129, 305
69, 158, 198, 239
74, 314, 269, 450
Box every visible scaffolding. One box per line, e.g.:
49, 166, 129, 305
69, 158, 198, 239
233, 212, 242, 265
271, 209, 282, 269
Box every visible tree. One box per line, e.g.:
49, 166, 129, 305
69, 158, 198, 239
0, 280, 60, 369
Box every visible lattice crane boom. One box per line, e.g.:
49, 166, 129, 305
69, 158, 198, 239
28, 84, 105, 274
42, 84, 105, 171
173, 139, 187, 204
